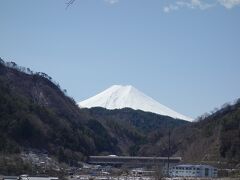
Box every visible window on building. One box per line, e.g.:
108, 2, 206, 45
205, 168, 209, 176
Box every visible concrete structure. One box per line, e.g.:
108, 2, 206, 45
27, 177, 58, 180
18, 175, 58, 180
1, 176, 58, 180
130, 168, 155, 177
88, 156, 181, 167
169, 164, 218, 178
2, 176, 18, 180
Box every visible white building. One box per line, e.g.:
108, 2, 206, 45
18, 175, 58, 180
130, 168, 155, 177
169, 164, 217, 178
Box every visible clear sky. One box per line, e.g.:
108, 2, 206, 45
0, 0, 240, 119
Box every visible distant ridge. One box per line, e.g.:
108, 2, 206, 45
78, 85, 193, 121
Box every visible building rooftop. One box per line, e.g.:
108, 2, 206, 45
173, 164, 217, 169
89, 156, 182, 160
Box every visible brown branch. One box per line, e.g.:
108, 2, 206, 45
66, 0, 76, 9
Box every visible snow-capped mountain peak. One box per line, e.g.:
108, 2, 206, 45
78, 85, 193, 121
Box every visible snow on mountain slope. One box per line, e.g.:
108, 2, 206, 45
78, 85, 193, 121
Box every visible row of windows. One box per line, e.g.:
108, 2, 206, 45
173, 171, 200, 174
173, 167, 200, 170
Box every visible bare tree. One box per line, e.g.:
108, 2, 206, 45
154, 164, 164, 180
66, 0, 76, 9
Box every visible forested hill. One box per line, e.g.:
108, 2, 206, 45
0, 58, 239, 170
0, 59, 188, 163
0, 59, 120, 161
85, 103, 240, 167
166, 100, 240, 167
82, 107, 189, 155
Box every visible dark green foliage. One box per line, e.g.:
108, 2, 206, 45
218, 104, 240, 162
0, 154, 32, 175
82, 107, 189, 155
129, 144, 141, 156
84, 107, 188, 134
1, 58, 239, 170
165, 101, 240, 166
0, 60, 186, 165
86, 119, 119, 153
0, 62, 118, 162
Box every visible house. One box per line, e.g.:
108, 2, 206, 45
169, 164, 218, 178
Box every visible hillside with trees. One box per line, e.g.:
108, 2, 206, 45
82, 107, 189, 155
0, 59, 120, 165
0, 58, 187, 170
0, 58, 239, 174
142, 100, 240, 167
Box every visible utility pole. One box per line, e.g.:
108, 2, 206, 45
167, 124, 171, 177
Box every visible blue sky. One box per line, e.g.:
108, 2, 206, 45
0, 0, 240, 119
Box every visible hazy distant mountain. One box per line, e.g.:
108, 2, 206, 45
79, 85, 193, 121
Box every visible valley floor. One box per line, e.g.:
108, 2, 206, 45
68, 175, 240, 180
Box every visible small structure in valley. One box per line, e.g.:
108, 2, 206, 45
130, 168, 155, 177
18, 175, 58, 180
169, 164, 218, 178
88, 155, 181, 167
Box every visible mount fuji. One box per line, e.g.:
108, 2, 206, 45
78, 85, 193, 121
